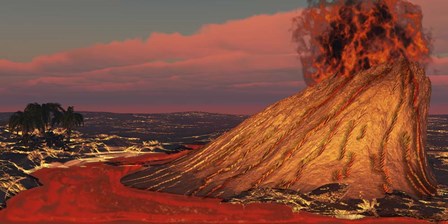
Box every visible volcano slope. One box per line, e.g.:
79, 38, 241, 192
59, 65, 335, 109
122, 59, 437, 200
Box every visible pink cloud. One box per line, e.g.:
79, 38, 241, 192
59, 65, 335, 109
24, 76, 83, 87
20, 10, 299, 75
410, 0, 448, 54
0, 10, 302, 94
232, 81, 303, 89
428, 56, 448, 76
429, 75, 448, 86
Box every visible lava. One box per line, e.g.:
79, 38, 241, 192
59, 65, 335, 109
293, 0, 431, 85
0, 152, 441, 223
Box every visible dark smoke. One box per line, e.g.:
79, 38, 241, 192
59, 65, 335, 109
293, 0, 432, 86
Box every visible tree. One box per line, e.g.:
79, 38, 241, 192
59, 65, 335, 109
61, 106, 84, 143
8, 110, 39, 146
41, 103, 64, 131
8, 103, 84, 147
23, 103, 45, 134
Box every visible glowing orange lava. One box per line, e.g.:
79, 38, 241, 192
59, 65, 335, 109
293, 0, 431, 85
0, 152, 443, 223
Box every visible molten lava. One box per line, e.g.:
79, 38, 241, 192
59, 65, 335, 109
293, 0, 431, 85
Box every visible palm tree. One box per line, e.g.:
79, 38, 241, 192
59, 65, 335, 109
8, 110, 39, 146
9, 103, 84, 146
61, 106, 84, 143
24, 103, 45, 134
41, 103, 64, 131
8, 111, 22, 135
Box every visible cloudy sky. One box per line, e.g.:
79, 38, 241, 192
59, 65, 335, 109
0, 0, 447, 114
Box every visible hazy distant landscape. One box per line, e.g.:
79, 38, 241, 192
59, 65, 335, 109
0, 111, 248, 150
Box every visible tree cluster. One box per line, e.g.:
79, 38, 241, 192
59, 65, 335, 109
8, 103, 84, 148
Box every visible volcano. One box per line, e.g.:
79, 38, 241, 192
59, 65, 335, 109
122, 59, 437, 199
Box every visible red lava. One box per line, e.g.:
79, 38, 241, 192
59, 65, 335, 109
0, 152, 443, 224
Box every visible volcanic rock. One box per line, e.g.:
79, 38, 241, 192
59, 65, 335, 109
122, 59, 438, 199
0, 161, 41, 208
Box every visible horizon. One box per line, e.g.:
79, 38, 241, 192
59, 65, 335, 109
0, 109, 250, 116
1, 0, 447, 114
1, 108, 448, 116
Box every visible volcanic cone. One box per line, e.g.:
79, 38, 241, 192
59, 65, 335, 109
122, 59, 437, 199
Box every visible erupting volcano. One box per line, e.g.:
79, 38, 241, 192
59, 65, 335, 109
122, 0, 438, 200
294, 0, 431, 86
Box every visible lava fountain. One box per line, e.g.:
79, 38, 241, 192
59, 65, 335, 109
122, 0, 437, 200
294, 0, 432, 85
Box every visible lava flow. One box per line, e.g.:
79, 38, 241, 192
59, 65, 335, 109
0, 152, 440, 224
293, 0, 431, 85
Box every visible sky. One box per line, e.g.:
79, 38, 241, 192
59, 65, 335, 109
0, 0, 447, 114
